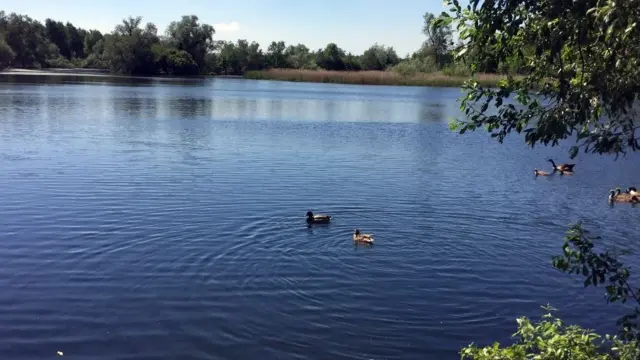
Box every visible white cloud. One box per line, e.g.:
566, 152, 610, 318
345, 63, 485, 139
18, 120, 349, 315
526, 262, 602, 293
214, 21, 240, 33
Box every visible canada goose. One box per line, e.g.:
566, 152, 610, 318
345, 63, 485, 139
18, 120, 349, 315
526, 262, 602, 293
608, 189, 640, 203
548, 159, 576, 172
306, 211, 331, 224
627, 187, 639, 196
353, 229, 374, 243
534, 168, 551, 176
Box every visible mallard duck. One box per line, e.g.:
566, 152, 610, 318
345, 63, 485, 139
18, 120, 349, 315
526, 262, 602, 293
608, 189, 640, 203
306, 211, 331, 224
627, 187, 639, 196
353, 229, 374, 243
548, 159, 576, 172
534, 168, 551, 176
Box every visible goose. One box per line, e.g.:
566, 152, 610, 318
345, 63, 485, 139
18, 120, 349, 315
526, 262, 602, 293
534, 168, 551, 176
608, 189, 640, 203
548, 159, 576, 172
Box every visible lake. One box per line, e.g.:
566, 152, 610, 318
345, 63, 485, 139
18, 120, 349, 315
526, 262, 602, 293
0, 73, 638, 360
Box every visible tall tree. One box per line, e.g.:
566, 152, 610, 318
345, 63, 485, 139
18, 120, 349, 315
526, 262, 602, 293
103, 16, 158, 75
361, 43, 400, 71
316, 43, 346, 71
83, 30, 103, 56
165, 15, 215, 72
422, 12, 452, 67
45, 19, 69, 58
64, 22, 85, 59
3, 13, 58, 67
266, 41, 287, 68
0, 36, 15, 68
284, 44, 311, 69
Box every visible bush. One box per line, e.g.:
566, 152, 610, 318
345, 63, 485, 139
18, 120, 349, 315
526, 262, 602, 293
82, 54, 108, 69
390, 57, 438, 76
461, 305, 640, 360
441, 62, 472, 77
45, 56, 74, 68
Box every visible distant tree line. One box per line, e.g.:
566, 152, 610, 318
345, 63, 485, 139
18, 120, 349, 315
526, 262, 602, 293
0, 10, 528, 77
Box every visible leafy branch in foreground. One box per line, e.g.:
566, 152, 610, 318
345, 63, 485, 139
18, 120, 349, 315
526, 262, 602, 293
552, 222, 640, 341
438, 0, 640, 160
437, 0, 640, 355
461, 305, 640, 360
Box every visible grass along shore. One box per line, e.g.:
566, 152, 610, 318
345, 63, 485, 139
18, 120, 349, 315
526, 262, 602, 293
244, 68, 510, 87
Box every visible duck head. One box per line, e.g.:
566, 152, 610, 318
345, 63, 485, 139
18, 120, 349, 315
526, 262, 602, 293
354, 229, 360, 236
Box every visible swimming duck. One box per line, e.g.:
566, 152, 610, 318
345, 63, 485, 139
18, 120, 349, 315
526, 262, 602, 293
534, 168, 551, 176
608, 189, 640, 203
548, 159, 576, 172
353, 229, 374, 243
306, 211, 331, 224
627, 187, 639, 196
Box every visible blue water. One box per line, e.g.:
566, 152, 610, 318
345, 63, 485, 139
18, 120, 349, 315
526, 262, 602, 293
0, 74, 639, 360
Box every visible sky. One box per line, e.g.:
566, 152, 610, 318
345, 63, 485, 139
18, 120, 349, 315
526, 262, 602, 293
0, 0, 456, 56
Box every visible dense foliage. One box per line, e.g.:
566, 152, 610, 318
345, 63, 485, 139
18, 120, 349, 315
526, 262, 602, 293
0, 11, 407, 75
0, 9, 515, 78
439, 0, 640, 357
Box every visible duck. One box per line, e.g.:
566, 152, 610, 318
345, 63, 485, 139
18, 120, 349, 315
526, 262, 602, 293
548, 159, 576, 173
306, 211, 331, 224
608, 188, 640, 203
353, 229, 374, 243
627, 187, 639, 196
534, 168, 551, 176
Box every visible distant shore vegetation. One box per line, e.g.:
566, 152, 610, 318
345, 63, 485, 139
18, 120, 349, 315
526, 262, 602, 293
0, 10, 528, 87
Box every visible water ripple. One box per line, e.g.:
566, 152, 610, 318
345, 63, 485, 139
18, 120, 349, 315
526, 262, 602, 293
0, 78, 638, 360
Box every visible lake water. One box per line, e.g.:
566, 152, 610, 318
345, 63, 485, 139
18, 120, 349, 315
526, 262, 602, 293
0, 73, 639, 360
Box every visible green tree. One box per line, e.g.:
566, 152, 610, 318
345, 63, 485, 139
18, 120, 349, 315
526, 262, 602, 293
342, 52, 362, 71
83, 30, 104, 57
153, 44, 197, 75
361, 43, 400, 71
2, 13, 58, 68
64, 22, 85, 59
45, 19, 69, 58
316, 43, 346, 70
103, 16, 159, 75
266, 41, 287, 68
284, 44, 311, 69
422, 12, 452, 67
165, 15, 215, 72
246, 41, 265, 71
438, 0, 640, 344
0, 36, 15, 69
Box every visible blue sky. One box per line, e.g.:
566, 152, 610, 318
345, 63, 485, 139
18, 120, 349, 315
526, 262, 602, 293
0, 0, 455, 56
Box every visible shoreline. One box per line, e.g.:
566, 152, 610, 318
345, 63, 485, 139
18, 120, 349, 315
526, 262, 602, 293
0, 68, 243, 81
0, 68, 509, 88
244, 69, 508, 88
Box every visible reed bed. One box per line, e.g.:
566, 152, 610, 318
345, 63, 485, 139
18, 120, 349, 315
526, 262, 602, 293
244, 68, 511, 88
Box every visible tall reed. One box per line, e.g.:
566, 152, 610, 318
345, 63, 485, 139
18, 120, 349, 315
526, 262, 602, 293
243, 68, 510, 88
